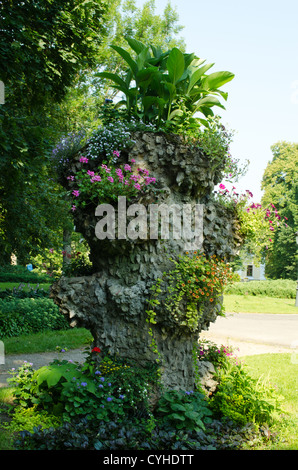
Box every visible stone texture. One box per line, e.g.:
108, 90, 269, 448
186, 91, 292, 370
197, 360, 218, 397
51, 131, 243, 390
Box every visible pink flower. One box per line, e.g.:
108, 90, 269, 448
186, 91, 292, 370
72, 190, 80, 197
113, 150, 120, 157
219, 183, 225, 190
87, 170, 95, 177
67, 175, 75, 181
131, 159, 136, 163
71, 205, 76, 211
107, 176, 114, 183
269, 238, 272, 242
124, 164, 132, 172
91, 175, 101, 182
134, 183, 141, 190
79, 156, 88, 163
49, 248, 54, 253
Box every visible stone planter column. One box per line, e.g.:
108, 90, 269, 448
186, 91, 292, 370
51, 131, 241, 390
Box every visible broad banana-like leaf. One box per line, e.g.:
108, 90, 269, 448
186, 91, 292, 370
195, 95, 226, 111
168, 109, 184, 120
136, 46, 151, 71
96, 71, 129, 92
110, 44, 138, 76
125, 36, 147, 55
201, 71, 234, 91
167, 47, 185, 84
187, 63, 215, 95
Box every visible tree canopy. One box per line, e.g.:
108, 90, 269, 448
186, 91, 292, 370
261, 141, 298, 279
0, 0, 110, 263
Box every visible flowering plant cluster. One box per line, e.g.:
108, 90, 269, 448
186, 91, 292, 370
51, 130, 86, 176
147, 251, 234, 333
213, 183, 288, 257
68, 154, 157, 211
198, 340, 239, 367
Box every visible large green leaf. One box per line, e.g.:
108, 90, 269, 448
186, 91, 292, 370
195, 95, 226, 109
95, 72, 129, 92
110, 45, 138, 76
187, 63, 214, 95
202, 71, 234, 90
167, 47, 185, 84
136, 47, 151, 73
125, 36, 147, 55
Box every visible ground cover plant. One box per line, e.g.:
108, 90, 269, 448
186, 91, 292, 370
0, 338, 286, 451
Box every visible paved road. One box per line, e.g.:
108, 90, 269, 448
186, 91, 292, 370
200, 312, 298, 355
1, 313, 297, 387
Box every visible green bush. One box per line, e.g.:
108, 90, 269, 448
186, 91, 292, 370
8, 352, 158, 424
156, 389, 212, 432
210, 361, 282, 425
225, 280, 296, 299
0, 298, 69, 337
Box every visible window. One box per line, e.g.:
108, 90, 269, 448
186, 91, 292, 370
247, 265, 253, 277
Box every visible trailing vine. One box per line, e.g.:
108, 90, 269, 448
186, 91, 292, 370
146, 251, 234, 334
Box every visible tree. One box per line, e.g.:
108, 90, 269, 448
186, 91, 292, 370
261, 141, 298, 279
0, 0, 109, 263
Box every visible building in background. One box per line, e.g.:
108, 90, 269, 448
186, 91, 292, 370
237, 257, 266, 281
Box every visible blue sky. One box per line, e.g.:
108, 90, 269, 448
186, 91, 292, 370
135, 0, 298, 202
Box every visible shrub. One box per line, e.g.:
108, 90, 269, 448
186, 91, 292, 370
8, 352, 158, 425
0, 298, 69, 337
156, 389, 212, 432
225, 280, 296, 299
209, 360, 283, 425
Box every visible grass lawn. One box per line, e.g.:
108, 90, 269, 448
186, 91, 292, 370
243, 353, 298, 450
2, 328, 93, 355
224, 294, 298, 314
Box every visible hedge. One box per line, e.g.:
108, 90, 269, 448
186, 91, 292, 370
0, 298, 69, 338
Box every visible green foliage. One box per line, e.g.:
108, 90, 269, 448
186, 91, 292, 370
147, 252, 234, 332
0, 0, 109, 263
198, 340, 237, 367
156, 390, 212, 432
62, 253, 93, 277
210, 361, 282, 426
14, 415, 270, 450
97, 36, 234, 130
0, 298, 69, 338
225, 280, 297, 299
261, 141, 298, 279
5, 341, 283, 451
8, 352, 158, 425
